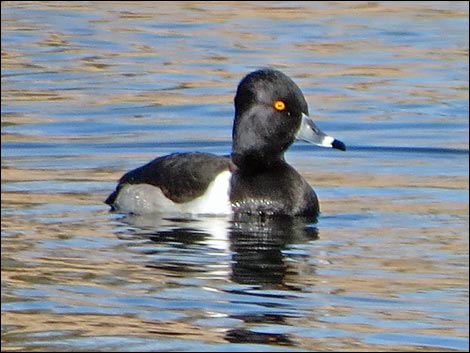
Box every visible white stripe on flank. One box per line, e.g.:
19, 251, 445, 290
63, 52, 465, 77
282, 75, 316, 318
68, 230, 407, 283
114, 171, 232, 215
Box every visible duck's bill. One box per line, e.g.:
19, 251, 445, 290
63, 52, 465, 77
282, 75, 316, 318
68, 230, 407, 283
295, 113, 346, 151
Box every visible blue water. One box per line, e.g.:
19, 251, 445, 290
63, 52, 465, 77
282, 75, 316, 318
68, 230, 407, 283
1, 2, 468, 352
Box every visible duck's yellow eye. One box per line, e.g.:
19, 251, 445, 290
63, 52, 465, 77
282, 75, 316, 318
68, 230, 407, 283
273, 100, 286, 111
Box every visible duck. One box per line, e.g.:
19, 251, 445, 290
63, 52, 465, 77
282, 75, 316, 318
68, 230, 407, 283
105, 68, 345, 218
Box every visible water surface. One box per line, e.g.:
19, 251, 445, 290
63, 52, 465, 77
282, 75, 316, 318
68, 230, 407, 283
1, 2, 469, 352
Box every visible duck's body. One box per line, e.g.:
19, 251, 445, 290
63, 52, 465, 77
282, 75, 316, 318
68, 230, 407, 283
105, 69, 345, 217
230, 159, 319, 217
106, 152, 232, 215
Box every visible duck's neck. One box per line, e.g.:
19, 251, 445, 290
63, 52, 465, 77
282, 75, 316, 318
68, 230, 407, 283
231, 150, 286, 173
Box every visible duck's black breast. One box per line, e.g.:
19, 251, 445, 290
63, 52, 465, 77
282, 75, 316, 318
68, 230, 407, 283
229, 161, 319, 218
105, 152, 230, 207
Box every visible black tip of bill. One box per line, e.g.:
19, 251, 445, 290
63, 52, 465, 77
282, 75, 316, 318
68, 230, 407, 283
332, 139, 346, 151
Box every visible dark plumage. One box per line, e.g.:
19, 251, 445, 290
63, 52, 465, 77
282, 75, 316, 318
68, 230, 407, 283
106, 68, 345, 217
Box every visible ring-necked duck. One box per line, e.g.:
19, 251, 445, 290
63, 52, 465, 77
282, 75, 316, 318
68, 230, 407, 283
105, 69, 345, 217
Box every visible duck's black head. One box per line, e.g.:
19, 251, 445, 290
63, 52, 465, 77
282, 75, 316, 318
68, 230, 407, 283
231, 69, 345, 170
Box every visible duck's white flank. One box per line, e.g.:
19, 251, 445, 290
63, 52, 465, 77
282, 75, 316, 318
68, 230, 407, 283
114, 170, 232, 215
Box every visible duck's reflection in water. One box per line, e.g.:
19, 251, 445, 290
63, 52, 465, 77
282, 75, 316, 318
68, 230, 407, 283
119, 213, 318, 283
229, 213, 318, 286
115, 212, 319, 346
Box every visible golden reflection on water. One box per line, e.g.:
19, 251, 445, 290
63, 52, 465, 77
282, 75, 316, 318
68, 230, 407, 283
2, 1, 468, 352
